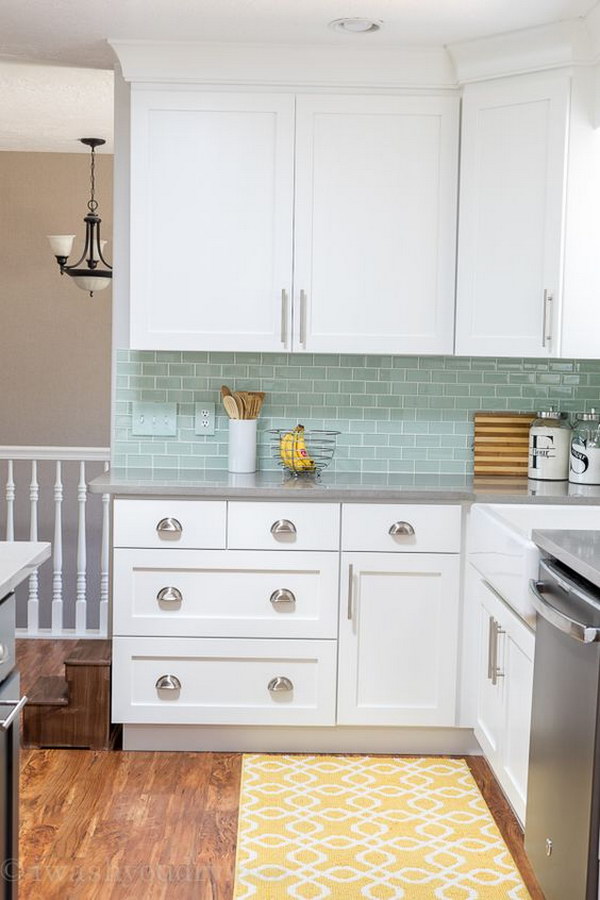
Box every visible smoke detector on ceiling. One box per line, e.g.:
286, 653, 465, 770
328, 18, 383, 34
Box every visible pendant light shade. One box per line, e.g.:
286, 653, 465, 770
48, 138, 112, 298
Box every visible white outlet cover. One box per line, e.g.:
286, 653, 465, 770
132, 401, 177, 437
195, 401, 215, 436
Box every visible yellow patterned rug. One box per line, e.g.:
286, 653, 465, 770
233, 755, 531, 899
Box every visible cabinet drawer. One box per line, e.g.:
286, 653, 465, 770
113, 549, 339, 639
228, 502, 340, 551
342, 504, 462, 553
113, 637, 337, 726
113, 499, 226, 549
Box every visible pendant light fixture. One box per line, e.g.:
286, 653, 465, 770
47, 137, 112, 297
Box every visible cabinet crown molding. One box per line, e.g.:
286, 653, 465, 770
108, 39, 457, 90
448, 19, 594, 84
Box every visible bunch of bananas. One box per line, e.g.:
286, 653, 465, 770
279, 425, 316, 473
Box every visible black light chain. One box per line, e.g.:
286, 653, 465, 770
88, 145, 98, 214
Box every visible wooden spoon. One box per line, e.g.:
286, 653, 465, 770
223, 395, 239, 419
220, 385, 232, 401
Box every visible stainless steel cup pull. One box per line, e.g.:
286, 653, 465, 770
156, 586, 183, 605
268, 676, 293, 693
270, 519, 297, 536
389, 521, 415, 537
0, 644, 9, 663
155, 674, 181, 691
156, 517, 183, 535
270, 589, 296, 606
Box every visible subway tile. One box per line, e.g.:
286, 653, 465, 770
115, 352, 600, 476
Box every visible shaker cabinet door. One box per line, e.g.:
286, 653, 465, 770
455, 72, 569, 357
129, 90, 295, 351
337, 552, 460, 726
293, 94, 459, 355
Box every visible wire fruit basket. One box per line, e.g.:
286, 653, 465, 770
268, 426, 340, 476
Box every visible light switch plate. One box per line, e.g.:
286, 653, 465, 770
131, 402, 177, 436
195, 402, 215, 436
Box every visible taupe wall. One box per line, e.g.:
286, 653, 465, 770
0, 151, 112, 446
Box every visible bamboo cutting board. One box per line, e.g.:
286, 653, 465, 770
473, 411, 536, 476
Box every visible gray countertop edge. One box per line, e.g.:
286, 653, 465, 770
0, 542, 51, 599
533, 529, 600, 589
88, 470, 600, 505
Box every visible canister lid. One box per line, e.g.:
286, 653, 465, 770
575, 407, 600, 422
535, 409, 568, 420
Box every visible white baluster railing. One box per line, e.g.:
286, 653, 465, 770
0, 446, 110, 638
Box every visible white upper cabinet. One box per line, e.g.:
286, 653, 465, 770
128, 88, 459, 354
293, 95, 459, 355
129, 90, 295, 351
455, 72, 570, 358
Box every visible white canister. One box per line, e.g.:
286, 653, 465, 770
528, 410, 571, 481
228, 419, 257, 474
569, 409, 600, 485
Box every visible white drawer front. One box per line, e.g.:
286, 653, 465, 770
113, 549, 339, 639
228, 501, 340, 551
113, 499, 226, 549
342, 504, 462, 553
113, 637, 337, 726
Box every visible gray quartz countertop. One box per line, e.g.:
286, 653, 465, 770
0, 542, 51, 599
533, 530, 600, 589
88, 468, 600, 504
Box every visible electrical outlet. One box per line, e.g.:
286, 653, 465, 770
131, 402, 177, 436
195, 401, 215, 436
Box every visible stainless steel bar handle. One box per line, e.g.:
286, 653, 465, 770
270, 588, 296, 606
539, 558, 600, 610
268, 676, 293, 693
487, 615, 495, 681
492, 620, 505, 685
280, 289, 288, 346
530, 579, 600, 643
0, 696, 28, 731
388, 521, 415, 537
542, 289, 553, 348
157, 586, 183, 604
156, 517, 183, 534
155, 674, 182, 691
299, 290, 307, 347
0, 644, 9, 663
347, 564, 354, 621
270, 519, 297, 536
490, 618, 499, 685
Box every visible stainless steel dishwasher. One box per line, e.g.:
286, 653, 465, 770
527, 557, 600, 900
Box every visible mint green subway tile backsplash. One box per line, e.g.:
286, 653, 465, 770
113, 352, 600, 474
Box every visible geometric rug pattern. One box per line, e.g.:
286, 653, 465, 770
233, 755, 531, 899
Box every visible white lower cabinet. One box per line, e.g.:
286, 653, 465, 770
473, 570, 535, 824
337, 552, 460, 726
112, 498, 465, 742
113, 636, 337, 726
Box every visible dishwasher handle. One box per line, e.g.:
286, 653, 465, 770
529, 579, 600, 644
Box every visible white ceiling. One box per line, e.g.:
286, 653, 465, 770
0, 0, 597, 70
0, 0, 597, 152
0, 62, 113, 152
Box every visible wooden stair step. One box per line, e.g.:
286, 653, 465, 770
26, 675, 69, 708
64, 639, 111, 667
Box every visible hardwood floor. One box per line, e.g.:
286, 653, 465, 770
16, 641, 544, 899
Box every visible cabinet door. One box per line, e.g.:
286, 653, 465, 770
499, 614, 534, 825
130, 90, 295, 351
337, 552, 460, 726
455, 72, 569, 357
473, 581, 505, 771
293, 95, 459, 354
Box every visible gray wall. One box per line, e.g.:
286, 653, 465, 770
0, 151, 112, 446
0, 151, 113, 629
